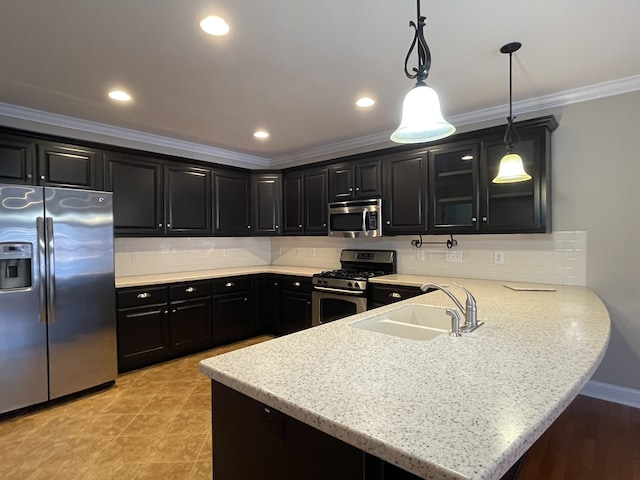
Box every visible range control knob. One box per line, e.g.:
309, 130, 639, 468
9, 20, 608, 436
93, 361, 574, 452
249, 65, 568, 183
354, 282, 360, 289
347, 282, 353, 288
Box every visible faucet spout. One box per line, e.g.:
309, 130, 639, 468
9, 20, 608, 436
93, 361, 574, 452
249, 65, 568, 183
420, 283, 465, 312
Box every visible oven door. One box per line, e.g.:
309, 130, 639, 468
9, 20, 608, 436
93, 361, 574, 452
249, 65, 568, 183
311, 288, 367, 327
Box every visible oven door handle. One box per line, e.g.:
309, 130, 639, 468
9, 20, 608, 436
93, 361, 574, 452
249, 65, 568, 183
314, 286, 365, 296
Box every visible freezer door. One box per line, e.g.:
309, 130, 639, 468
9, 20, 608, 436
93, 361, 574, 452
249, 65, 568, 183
44, 187, 117, 399
0, 184, 48, 414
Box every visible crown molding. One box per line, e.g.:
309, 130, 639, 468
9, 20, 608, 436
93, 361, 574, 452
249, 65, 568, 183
2, 75, 640, 169
0, 102, 271, 168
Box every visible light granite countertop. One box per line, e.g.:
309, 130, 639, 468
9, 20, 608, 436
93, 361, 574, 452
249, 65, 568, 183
115, 266, 323, 288
199, 276, 610, 480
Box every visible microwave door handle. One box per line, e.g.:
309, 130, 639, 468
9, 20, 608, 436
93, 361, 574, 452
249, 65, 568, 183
362, 210, 367, 232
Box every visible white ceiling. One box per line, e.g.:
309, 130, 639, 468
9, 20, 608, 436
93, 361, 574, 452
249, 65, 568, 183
1, 0, 640, 167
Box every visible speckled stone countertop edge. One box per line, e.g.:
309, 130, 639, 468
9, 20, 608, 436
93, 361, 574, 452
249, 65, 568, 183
115, 265, 323, 288
199, 279, 611, 480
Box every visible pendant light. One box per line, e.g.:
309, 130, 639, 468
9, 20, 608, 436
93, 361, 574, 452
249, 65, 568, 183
390, 0, 455, 144
492, 42, 531, 183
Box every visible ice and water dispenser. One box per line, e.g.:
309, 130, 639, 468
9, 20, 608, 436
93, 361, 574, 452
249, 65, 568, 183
0, 243, 33, 290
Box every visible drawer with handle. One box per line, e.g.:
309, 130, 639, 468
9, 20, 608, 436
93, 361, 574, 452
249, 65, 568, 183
117, 285, 169, 308
170, 280, 212, 301
369, 284, 422, 308
212, 276, 249, 294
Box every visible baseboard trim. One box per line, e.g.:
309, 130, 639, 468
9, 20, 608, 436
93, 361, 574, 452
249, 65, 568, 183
580, 380, 640, 408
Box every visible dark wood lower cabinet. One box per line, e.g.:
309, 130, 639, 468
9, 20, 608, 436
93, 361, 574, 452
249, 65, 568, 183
169, 297, 213, 354
211, 381, 422, 480
117, 302, 171, 371
277, 276, 312, 335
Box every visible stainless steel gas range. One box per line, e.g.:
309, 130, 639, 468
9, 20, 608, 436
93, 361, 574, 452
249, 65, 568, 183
311, 249, 396, 326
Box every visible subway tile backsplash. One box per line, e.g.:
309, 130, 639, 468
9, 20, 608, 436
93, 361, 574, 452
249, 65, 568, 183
116, 231, 586, 286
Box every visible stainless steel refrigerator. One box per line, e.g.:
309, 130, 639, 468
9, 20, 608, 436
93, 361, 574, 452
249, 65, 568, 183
0, 183, 117, 414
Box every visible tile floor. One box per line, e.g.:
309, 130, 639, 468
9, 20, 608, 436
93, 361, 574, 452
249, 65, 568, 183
0, 336, 273, 480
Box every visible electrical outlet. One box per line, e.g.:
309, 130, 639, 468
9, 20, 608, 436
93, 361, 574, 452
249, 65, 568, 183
494, 251, 504, 264
131, 252, 139, 263
416, 250, 425, 261
311, 248, 316, 256
445, 251, 462, 263
223, 249, 229, 257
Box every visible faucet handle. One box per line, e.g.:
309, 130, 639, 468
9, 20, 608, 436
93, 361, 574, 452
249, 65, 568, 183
452, 282, 477, 309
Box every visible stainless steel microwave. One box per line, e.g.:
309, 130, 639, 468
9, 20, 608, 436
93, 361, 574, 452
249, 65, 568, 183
328, 198, 382, 238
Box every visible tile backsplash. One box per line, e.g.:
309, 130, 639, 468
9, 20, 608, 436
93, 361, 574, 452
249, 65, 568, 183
116, 231, 586, 286
115, 237, 271, 277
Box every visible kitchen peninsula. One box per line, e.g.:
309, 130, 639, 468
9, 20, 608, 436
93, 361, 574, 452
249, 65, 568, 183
199, 276, 610, 479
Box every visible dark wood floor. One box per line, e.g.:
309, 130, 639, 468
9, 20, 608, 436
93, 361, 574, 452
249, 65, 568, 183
518, 395, 640, 480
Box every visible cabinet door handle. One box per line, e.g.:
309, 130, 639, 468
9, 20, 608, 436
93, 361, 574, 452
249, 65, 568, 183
299, 224, 303, 228
355, 187, 360, 191
293, 281, 300, 287
158, 223, 163, 228
137, 292, 151, 299
185, 287, 196, 293
386, 220, 391, 225
349, 187, 353, 192
389, 292, 402, 299
482, 216, 488, 222
471, 217, 477, 222
163, 310, 169, 314
323, 223, 327, 227
225, 282, 235, 288
167, 223, 171, 228
27, 173, 32, 179
40, 175, 46, 180
244, 297, 248, 301
172, 309, 177, 313
275, 225, 279, 229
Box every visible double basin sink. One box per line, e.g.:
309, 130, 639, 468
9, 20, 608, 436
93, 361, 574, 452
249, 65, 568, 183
350, 303, 453, 341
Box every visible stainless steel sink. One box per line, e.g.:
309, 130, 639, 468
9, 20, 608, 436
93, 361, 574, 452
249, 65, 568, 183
350, 303, 452, 341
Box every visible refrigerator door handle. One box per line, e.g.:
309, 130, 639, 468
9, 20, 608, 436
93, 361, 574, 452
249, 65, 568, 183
36, 217, 47, 325
46, 217, 56, 324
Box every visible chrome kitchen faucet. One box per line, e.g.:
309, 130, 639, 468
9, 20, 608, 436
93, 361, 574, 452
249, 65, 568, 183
420, 282, 483, 333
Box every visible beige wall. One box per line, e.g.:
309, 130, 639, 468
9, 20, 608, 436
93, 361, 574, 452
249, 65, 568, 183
552, 90, 640, 390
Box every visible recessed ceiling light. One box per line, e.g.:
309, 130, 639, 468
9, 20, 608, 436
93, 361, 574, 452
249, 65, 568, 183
200, 16, 230, 36
356, 97, 375, 108
254, 130, 269, 139
108, 90, 132, 102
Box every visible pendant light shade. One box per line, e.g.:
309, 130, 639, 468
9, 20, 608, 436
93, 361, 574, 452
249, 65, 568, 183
492, 42, 531, 184
492, 152, 531, 183
391, 84, 455, 143
390, 0, 455, 144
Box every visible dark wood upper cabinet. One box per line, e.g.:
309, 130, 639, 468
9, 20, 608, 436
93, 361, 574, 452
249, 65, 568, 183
429, 142, 480, 233
37, 141, 102, 190
480, 123, 551, 233
383, 151, 428, 235
329, 158, 381, 201
251, 173, 282, 236
212, 169, 251, 236
304, 167, 328, 235
0, 133, 36, 185
282, 172, 304, 234
283, 167, 328, 236
104, 153, 164, 236
165, 164, 212, 236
